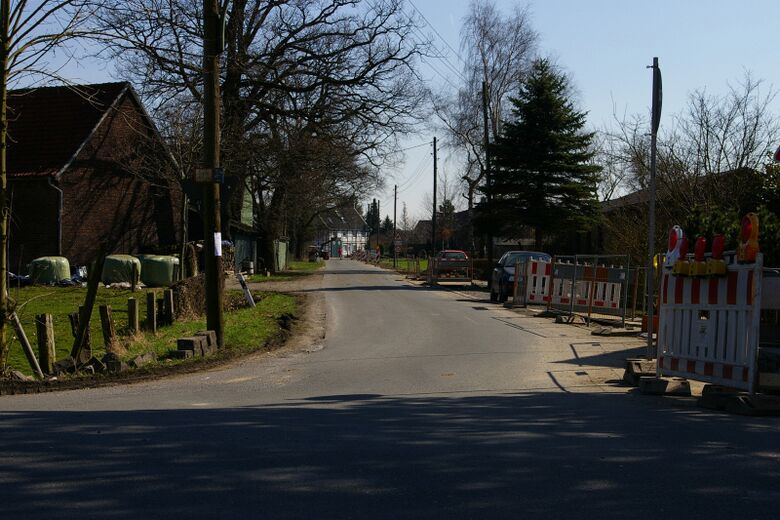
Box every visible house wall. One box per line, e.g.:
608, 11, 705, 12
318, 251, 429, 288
8, 178, 60, 273
335, 229, 368, 256
60, 94, 182, 266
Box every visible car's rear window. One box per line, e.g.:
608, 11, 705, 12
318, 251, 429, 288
504, 253, 550, 265
443, 252, 466, 259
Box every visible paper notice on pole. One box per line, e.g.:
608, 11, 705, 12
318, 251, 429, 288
214, 232, 222, 256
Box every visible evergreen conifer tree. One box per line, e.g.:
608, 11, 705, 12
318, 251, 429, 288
477, 59, 601, 249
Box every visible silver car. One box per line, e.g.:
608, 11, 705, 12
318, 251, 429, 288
490, 250, 551, 302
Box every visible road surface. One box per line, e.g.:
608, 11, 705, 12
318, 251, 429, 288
2, 259, 780, 519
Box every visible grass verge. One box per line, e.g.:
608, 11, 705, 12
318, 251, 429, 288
377, 257, 428, 274
248, 260, 323, 283
4, 285, 296, 377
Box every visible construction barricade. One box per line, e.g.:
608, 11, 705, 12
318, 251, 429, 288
547, 255, 630, 326
428, 257, 472, 284
509, 258, 552, 307
655, 215, 774, 393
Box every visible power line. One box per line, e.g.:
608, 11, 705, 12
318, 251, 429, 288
397, 155, 432, 194
400, 2, 466, 84
398, 141, 432, 153
420, 56, 460, 90
406, 0, 464, 64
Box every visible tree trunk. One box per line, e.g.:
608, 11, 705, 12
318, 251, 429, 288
535, 227, 543, 251
0, 0, 10, 369
258, 189, 285, 273
178, 193, 188, 280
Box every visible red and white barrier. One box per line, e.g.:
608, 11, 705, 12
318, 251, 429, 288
548, 277, 621, 312
591, 280, 622, 310
657, 253, 763, 392
525, 260, 552, 304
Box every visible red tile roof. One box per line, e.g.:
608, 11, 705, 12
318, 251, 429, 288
6, 82, 129, 177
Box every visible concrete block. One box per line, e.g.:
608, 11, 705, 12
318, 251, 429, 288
176, 337, 206, 357
622, 358, 657, 387
194, 331, 217, 356
699, 389, 780, 416
639, 376, 691, 396
130, 352, 157, 368
106, 360, 129, 373
195, 330, 218, 348
86, 356, 107, 373
53, 357, 76, 376
170, 349, 193, 359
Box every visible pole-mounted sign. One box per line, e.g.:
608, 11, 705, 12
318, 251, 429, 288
646, 57, 662, 359
651, 61, 663, 136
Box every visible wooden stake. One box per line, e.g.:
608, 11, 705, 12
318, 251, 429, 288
11, 312, 43, 379
128, 297, 140, 334
163, 289, 175, 324
99, 305, 117, 351
71, 249, 106, 362
68, 309, 92, 364
131, 262, 138, 292
146, 291, 157, 333
35, 313, 55, 375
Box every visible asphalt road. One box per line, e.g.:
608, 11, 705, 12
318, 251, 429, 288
2, 259, 780, 519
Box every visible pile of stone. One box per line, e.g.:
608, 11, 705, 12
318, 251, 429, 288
171, 330, 219, 359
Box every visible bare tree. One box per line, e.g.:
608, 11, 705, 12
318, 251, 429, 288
432, 0, 537, 210
1, 0, 99, 370
89, 0, 429, 267
400, 201, 411, 231
599, 72, 780, 260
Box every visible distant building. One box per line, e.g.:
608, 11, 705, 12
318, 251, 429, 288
7, 82, 181, 272
315, 204, 369, 256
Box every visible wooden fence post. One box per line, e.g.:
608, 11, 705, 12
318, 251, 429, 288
163, 289, 175, 324
131, 262, 138, 292
11, 312, 44, 379
146, 291, 157, 333
71, 249, 106, 362
69, 306, 93, 363
35, 314, 56, 375
99, 305, 117, 351
128, 297, 140, 334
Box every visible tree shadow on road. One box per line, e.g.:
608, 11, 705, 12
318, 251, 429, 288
2, 391, 780, 519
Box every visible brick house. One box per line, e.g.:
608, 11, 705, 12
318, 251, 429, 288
7, 82, 182, 272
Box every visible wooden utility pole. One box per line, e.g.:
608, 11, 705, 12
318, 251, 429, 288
0, 0, 10, 366
203, 0, 224, 347
432, 137, 437, 256
393, 184, 397, 268
482, 81, 493, 268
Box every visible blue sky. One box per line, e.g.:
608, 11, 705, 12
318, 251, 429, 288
54, 0, 780, 223
381, 0, 780, 222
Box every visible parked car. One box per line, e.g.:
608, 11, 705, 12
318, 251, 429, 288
437, 249, 469, 260
434, 249, 470, 279
490, 250, 551, 303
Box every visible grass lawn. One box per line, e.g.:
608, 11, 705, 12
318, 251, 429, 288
122, 291, 296, 361
378, 257, 428, 274
4, 285, 296, 376
247, 260, 323, 283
